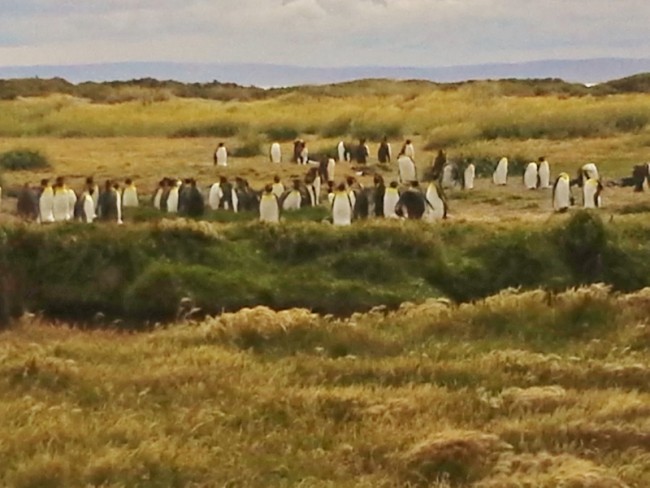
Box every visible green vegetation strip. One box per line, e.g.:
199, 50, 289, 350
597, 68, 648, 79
1, 211, 650, 324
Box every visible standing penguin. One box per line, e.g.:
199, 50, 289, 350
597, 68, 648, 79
538, 157, 551, 189
493, 157, 508, 186
395, 181, 429, 220
398, 155, 417, 184
52, 178, 71, 222
214, 143, 228, 167
270, 142, 282, 164
326, 158, 336, 184
583, 178, 603, 209
208, 181, 222, 210
401, 139, 415, 160
80, 190, 96, 223
463, 163, 476, 190
38, 179, 55, 223
383, 181, 400, 219
377, 137, 392, 164
331, 183, 353, 226
425, 182, 448, 221
373, 175, 386, 218
259, 185, 280, 223
122, 179, 139, 208
441, 164, 456, 189
524, 162, 539, 190
282, 180, 303, 211
337, 141, 347, 163
271, 176, 285, 199
98, 180, 119, 221
167, 181, 180, 214
153, 180, 165, 210
553, 173, 571, 213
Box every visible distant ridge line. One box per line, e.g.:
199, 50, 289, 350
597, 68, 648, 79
1, 57, 650, 87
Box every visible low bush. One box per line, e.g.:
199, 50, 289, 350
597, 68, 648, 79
169, 121, 241, 138
264, 125, 300, 142
0, 150, 51, 171
231, 139, 262, 158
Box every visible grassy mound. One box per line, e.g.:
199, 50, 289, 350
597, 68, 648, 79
0, 150, 51, 171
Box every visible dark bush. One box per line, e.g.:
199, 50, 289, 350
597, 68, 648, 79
231, 139, 262, 158
264, 125, 300, 141
0, 150, 51, 171
124, 263, 185, 320
557, 211, 608, 283
322, 117, 352, 138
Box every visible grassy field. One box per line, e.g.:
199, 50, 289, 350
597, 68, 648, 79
1, 79, 650, 487
1, 285, 649, 487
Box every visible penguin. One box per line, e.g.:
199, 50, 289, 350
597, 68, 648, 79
271, 176, 285, 199
80, 190, 96, 223
326, 158, 336, 184
186, 180, 205, 217
463, 163, 476, 190
441, 164, 456, 189
208, 181, 222, 210
337, 141, 347, 163
395, 181, 429, 220
524, 162, 539, 190
85, 177, 99, 210
331, 183, 353, 226
282, 181, 302, 211
377, 137, 392, 164
383, 181, 401, 219
66, 187, 77, 221
113, 183, 123, 224
38, 179, 55, 223
97, 180, 119, 221
311, 171, 322, 205
373, 175, 386, 218
153, 180, 165, 210
167, 181, 180, 213
398, 155, 417, 184
270, 142, 282, 164
581, 163, 599, 182
122, 179, 139, 208
214, 143, 228, 167
299, 142, 309, 165
52, 179, 71, 222
493, 157, 508, 186
259, 185, 280, 223
553, 173, 571, 212
538, 157, 551, 189
402, 140, 415, 160
16, 183, 39, 221
583, 178, 603, 209
425, 182, 447, 221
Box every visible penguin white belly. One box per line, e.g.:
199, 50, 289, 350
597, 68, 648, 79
153, 189, 163, 210
259, 197, 280, 223
398, 157, 416, 183
327, 159, 336, 182
524, 163, 538, 189
383, 191, 400, 219
115, 191, 123, 224
539, 162, 550, 188
493, 158, 508, 185
167, 189, 179, 213
425, 185, 445, 221
442, 165, 455, 188
53, 193, 70, 221
123, 188, 139, 207
313, 177, 321, 205
337, 143, 345, 163
583, 182, 598, 209
40, 191, 54, 223
332, 195, 352, 226
208, 184, 222, 210
216, 148, 228, 166
553, 179, 570, 211
272, 183, 285, 199
283, 191, 302, 211
83, 195, 96, 223
271, 144, 282, 163
464, 164, 475, 190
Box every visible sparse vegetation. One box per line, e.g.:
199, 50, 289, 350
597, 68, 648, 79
0, 149, 50, 171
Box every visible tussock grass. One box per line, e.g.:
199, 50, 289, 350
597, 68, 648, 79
0, 284, 648, 486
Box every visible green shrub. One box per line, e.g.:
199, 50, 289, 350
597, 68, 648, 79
264, 125, 300, 141
231, 139, 262, 158
0, 150, 51, 171
123, 263, 184, 320
351, 121, 403, 141
322, 117, 352, 138
557, 211, 608, 283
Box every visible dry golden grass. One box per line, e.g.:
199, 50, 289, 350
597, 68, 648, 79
0, 286, 648, 487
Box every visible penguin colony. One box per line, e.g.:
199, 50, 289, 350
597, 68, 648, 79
3, 138, 647, 225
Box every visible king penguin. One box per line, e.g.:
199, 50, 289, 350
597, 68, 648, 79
270, 142, 282, 164
331, 183, 353, 226
39, 179, 55, 223
259, 185, 280, 223
538, 157, 551, 189
463, 163, 475, 190
383, 182, 400, 219
493, 157, 508, 186
583, 178, 603, 209
553, 173, 571, 212
425, 181, 448, 221
524, 162, 539, 190
167, 181, 180, 213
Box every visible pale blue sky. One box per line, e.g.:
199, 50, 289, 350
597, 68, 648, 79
0, 0, 648, 67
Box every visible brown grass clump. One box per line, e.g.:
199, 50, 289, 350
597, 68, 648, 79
399, 430, 511, 485
478, 452, 630, 488
499, 385, 569, 412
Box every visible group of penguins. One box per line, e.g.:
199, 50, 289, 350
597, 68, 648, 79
5, 142, 650, 224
